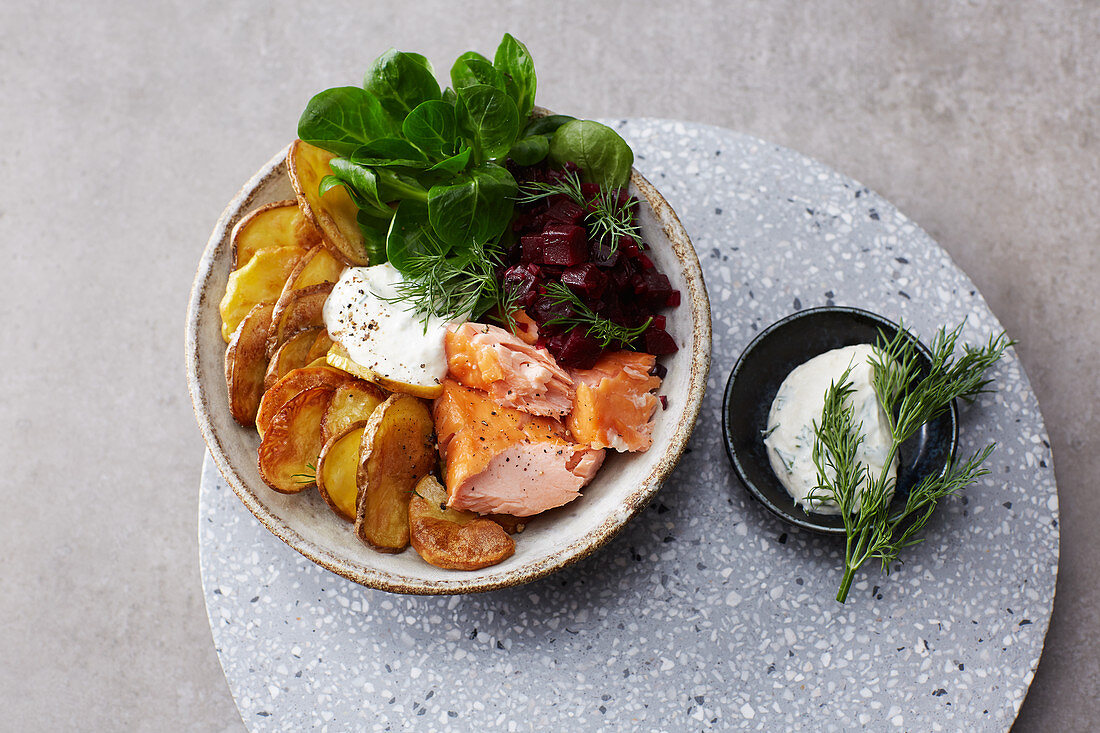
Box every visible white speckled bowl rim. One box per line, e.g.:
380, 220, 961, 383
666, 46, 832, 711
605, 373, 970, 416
186, 145, 712, 595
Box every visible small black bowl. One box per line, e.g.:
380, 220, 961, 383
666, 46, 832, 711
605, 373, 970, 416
721, 306, 959, 534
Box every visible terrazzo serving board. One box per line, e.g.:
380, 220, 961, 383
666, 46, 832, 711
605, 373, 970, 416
199, 120, 1059, 732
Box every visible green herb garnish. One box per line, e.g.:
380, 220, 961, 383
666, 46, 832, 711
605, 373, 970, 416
809, 322, 1013, 603
541, 282, 651, 348
516, 168, 641, 255
292, 463, 317, 485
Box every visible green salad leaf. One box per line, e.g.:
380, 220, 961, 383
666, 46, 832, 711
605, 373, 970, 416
294, 34, 638, 324
549, 119, 634, 188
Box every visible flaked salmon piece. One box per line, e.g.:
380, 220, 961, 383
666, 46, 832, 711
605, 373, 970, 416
568, 351, 662, 453
434, 380, 604, 517
445, 321, 574, 417
509, 309, 540, 345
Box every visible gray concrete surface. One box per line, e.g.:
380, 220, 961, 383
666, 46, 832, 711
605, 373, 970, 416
1, 1, 1095, 730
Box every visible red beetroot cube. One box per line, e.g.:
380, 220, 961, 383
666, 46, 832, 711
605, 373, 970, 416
545, 195, 586, 224
580, 182, 601, 201
644, 326, 678, 355
591, 238, 620, 268
530, 293, 574, 325
641, 271, 672, 307
520, 235, 545, 264
651, 314, 666, 330
561, 263, 608, 299
548, 328, 603, 369
501, 264, 541, 307
666, 289, 681, 307
636, 252, 655, 270
540, 225, 588, 266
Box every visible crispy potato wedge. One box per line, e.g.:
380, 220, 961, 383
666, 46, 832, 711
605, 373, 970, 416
219, 245, 307, 341
355, 394, 436, 552
409, 475, 516, 570
321, 381, 388, 445
306, 331, 334, 362
231, 199, 322, 270
256, 365, 355, 438
316, 420, 370, 522
326, 342, 444, 400
267, 281, 333, 357
225, 302, 276, 426
263, 327, 323, 391
258, 386, 335, 494
288, 140, 369, 266
305, 356, 329, 368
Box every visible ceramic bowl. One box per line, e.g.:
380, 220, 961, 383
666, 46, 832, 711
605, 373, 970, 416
721, 306, 958, 534
186, 145, 711, 594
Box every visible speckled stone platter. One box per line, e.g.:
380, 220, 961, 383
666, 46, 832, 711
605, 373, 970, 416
199, 120, 1058, 732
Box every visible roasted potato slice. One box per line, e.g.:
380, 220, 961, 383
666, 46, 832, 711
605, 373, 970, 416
326, 342, 444, 400
409, 475, 515, 570
231, 199, 321, 270
219, 245, 307, 341
355, 394, 436, 552
316, 420, 369, 522
225, 302, 276, 426
288, 139, 369, 266
267, 281, 333, 357
258, 386, 335, 494
306, 331, 334, 362
263, 327, 323, 391
256, 364, 354, 438
321, 381, 388, 445
274, 244, 344, 309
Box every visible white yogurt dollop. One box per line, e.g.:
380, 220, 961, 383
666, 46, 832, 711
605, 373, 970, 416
763, 344, 897, 515
322, 263, 456, 389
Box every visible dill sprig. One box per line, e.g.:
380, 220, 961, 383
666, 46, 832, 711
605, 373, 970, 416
516, 168, 641, 253
541, 281, 651, 348
386, 236, 510, 324
809, 322, 1013, 603
292, 463, 317, 485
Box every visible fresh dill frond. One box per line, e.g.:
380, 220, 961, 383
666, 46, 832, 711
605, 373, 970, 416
541, 281, 651, 348
809, 322, 1012, 603
386, 236, 509, 324
292, 462, 317, 485
516, 168, 641, 253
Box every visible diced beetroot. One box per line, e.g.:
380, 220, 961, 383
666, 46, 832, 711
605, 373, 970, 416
651, 314, 666, 330
591, 238, 620, 268
636, 252, 655, 270
530, 293, 573, 325
545, 195, 586, 224
548, 328, 602, 369
666, 289, 681, 307
520, 235, 545, 264
641, 271, 672, 308
502, 264, 541, 307
644, 326, 678, 355
540, 225, 588, 266
659, 395, 668, 410
580, 182, 601, 201
621, 239, 641, 257
650, 361, 668, 380
561, 263, 607, 299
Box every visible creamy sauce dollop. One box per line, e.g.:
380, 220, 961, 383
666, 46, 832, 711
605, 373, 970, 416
764, 344, 897, 515
323, 263, 455, 389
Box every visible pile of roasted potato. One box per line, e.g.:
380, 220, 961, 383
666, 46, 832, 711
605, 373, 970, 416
219, 140, 516, 571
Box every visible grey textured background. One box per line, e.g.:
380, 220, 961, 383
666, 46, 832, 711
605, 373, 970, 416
1, 1, 1095, 731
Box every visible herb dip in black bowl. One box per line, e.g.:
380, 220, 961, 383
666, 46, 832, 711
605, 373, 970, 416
721, 306, 958, 534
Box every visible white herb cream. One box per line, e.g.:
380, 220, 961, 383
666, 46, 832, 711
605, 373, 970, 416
764, 344, 897, 515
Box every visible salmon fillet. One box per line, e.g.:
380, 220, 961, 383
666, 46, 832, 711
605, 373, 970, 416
434, 380, 604, 517
567, 351, 662, 453
445, 322, 575, 417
